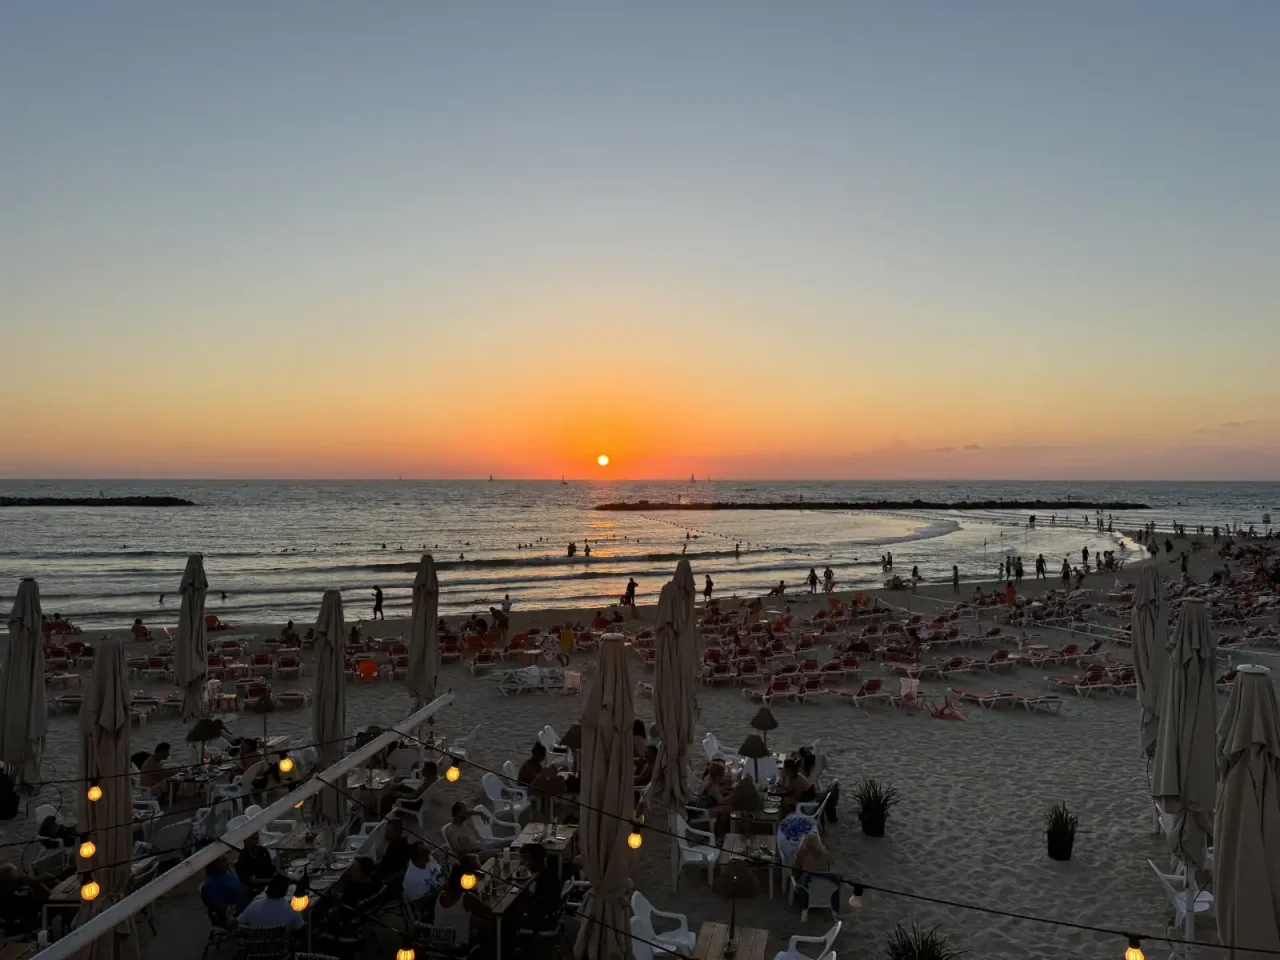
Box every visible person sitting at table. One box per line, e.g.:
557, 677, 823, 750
401, 842, 443, 906
508, 843, 562, 936
778, 757, 816, 815
0, 863, 50, 939
790, 831, 842, 915
446, 802, 505, 860
517, 743, 546, 786
433, 864, 487, 949
377, 817, 414, 883
235, 833, 277, 892
236, 874, 304, 931
631, 719, 648, 758
692, 760, 735, 840
634, 744, 658, 787
140, 741, 173, 794
201, 855, 251, 915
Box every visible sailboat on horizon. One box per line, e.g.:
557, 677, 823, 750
488, 474, 494, 482
561, 474, 568, 485
690, 473, 695, 483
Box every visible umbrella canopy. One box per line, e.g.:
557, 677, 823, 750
1, 579, 48, 784
651, 559, 698, 810
312, 589, 348, 826
1152, 599, 1218, 872
1214, 664, 1280, 954
574, 636, 634, 960
76, 639, 137, 960
1132, 567, 1169, 758
175, 555, 210, 721
750, 707, 778, 747
407, 554, 441, 709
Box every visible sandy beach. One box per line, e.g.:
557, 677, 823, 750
9, 531, 1277, 959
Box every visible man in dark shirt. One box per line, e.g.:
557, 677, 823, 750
511, 844, 561, 933
378, 817, 414, 882
235, 833, 277, 891
517, 743, 547, 786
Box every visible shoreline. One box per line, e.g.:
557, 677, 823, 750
597, 498, 1152, 511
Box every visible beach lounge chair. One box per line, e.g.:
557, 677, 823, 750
439, 639, 461, 664
390, 654, 409, 679
818, 659, 847, 682
142, 657, 171, 682
981, 650, 1016, 673
273, 654, 301, 679
796, 674, 827, 702
734, 659, 762, 685
743, 676, 800, 706
1010, 693, 1063, 714
1215, 669, 1238, 694
891, 677, 924, 709
936, 656, 975, 679
702, 661, 734, 686
833, 678, 890, 708
469, 649, 497, 674
1048, 664, 1112, 697
927, 694, 965, 721
949, 687, 1016, 709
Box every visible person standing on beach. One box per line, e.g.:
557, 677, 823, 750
1035, 554, 1046, 579
1061, 559, 1071, 587
1014, 557, 1024, 583
703, 575, 713, 602
1081, 546, 1089, 568
998, 560, 1005, 581
372, 586, 384, 620
807, 568, 819, 593
952, 565, 960, 594
734, 543, 741, 559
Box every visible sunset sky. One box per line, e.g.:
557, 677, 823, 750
3, 3, 1278, 480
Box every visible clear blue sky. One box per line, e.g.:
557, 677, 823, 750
3, 2, 1278, 478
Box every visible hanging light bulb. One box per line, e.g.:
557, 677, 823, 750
294, 800, 304, 810
446, 762, 461, 783
396, 947, 415, 960
848, 884, 865, 913
86, 783, 103, 803
460, 872, 477, 890
627, 824, 643, 849
80, 879, 100, 901
79, 840, 96, 860
1124, 936, 1144, 960
278, 755, 295, 774
290, 893, 309, 913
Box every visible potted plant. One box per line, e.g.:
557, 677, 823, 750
854, 777, 899, 837
886, 922, 960, 960
1044, 802, 1078, 861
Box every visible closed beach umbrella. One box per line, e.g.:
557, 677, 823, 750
651, 559, 698, 811
1152, 599, 1218, 875
1214, 665, 1280, 954
312, 589, 348, 826
175, 555, 209, 721
407, 554, 440, 709
76, 639, 137, 960
1132, 567, 1169, 758
574, 635, 634, 960
1, 579, 48, 785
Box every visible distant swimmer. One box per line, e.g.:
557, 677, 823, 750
584, 543, 591, 557
734, 543, 741, 559
221, 592, 227, 601
158, 594, 165, 605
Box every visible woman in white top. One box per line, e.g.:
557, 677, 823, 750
432, 864, 487, 946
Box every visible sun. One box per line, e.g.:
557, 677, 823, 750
597, 454, 610, 467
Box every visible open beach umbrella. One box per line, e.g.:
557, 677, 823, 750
651, 559, 698, 812
1214, 664, 1280, 954
1132, 567, 1169, 759
76, 639, 137, 960
407, 554, 440, 709
1, 579, 48, 785
312, 589, 348, 827
574, 635, 634, 960
175, 555, 209, 722
1152, 599, 1218, 876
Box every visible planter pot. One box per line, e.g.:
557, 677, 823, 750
1046, 831, 1074, 861
859, 812, 886, 837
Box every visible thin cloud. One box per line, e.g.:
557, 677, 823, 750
964, 443, 982, 450
931, 446, 955, 454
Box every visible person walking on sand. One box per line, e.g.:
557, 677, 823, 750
703, 575, 714, 602
372, 586, 384, 620
952, 565, 960, 594
1035, 554, 1046, 579
734, 543, 741, 559
1081, 546, 1089, 568
1061, 559, 1071, 587
807, 568, 819, 593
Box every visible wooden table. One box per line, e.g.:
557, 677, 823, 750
0, 943, 34, 960
719, 834, 777, 899
477, 854, 535, 959
508, 823, 577, 856
694, 922, 768, 960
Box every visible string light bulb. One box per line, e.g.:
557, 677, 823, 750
848, 884, 865, 913
396, 947, 415, 960
278, 756, 295, 774
79, 841, 96, 860
290, 893, 309, 913
80, 879, 100, 901
294, 800, 304, 810
460, 872, 477, 890
1124, 936, 1143, 960
446, 763, 461, 783
627, 824, 643, 849
86, 784, 103, 803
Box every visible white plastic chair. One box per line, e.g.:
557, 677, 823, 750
799, 874, 842, 924
1148, 858, 1214, 940
771, 920, 841, 960
673, 814, 721, 889
472, 804, 520, 840
386, 747, 420, 777
538, 726, 571, 767
243, 804, 263, 819
451, 723, 482, 762
630, 891, 695, 956
149, 817, 193, 860
226, 814, 250, 832
481, 772, 530, 821
502, 760, 520, 781
795, 779, 838, 835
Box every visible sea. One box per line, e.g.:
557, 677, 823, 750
1, 480, 1275, 628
